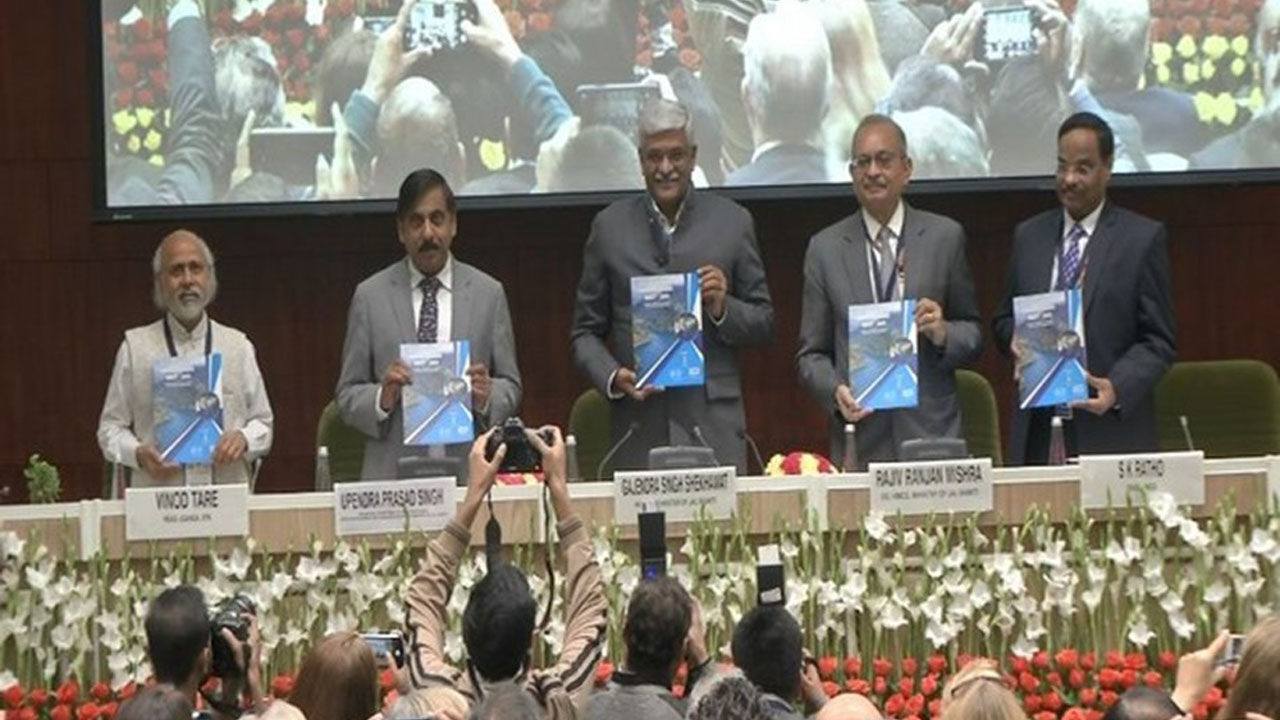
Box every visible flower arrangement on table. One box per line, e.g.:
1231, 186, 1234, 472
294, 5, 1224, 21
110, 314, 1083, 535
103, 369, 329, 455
2, 491, 1278, 719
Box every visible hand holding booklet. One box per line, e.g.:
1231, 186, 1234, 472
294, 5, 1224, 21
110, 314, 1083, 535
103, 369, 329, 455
401, 340, 474, 446
1011, 288, 1088, 409
847, 299, 919, 410
152, 353, 224, 464
630, 271, 705, 389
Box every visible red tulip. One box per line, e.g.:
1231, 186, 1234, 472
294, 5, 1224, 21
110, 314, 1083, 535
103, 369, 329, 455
1025, 694, 1043, 713
899, 676, 914, 695
847, 678, 871, 696
1068, 669, 1086, 689
885, 693, 906, 717
927, 655, 948, 674
873, 657, 894, 677
1158, 651, 1177, 671
1081, 652, 1097, 671
4, 686, 24, 710
1098, 668, 1121, 690
929, 699, 943, 718
101, 702, 118, 719
1043, 691, 1064, 711
14, 707, 38, 720
595, 659, 614, 687
89, 684, 110, 704
1120, 669, 1138, 689
29, 689, 50, 709
921, 674, 939, 697
1124, 653, 1147, 671
823, 681, 839, 698
1055, 648, 1079, 671
1019, 672, 1040, 693
874, 676, 888, 696
51, 704, 74, 720
846, 656, 863, 678
818, 655, 838, 680
1047, 672, 1063, 688
1033, 651, 1051, 670
1100, 691, 1120, 709
1011, 657, 1031, 674
905, 693, 925, 716
1144, 671, 1163, 688
1080, 688, 1098, 707
78, 702, 102, 720
1035, 711, 1058, 720
57, 682, 80, 706
1104, 651, 1124, 669
901, 657, 919, 677
117, 683, 137, 703
1064, 707, 1091, 720
271, 674, 295, 698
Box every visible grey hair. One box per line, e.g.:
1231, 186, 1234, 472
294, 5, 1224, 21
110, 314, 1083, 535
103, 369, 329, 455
151, 230, 218, 312
685, 667, 746, 716
741, 3, 832, 143
892, 107, 989, 179
1074, 0, 1150, 93
637, 97, 692, 144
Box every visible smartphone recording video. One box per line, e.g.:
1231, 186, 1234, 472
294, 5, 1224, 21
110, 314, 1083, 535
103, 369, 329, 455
981, 5, 1037, 63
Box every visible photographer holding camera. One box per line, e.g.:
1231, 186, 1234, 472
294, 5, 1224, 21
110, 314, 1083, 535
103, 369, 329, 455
402, 425, 607, 718
145, 586, 265, 719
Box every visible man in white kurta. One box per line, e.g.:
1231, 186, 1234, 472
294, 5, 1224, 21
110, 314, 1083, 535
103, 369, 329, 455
97, 230, 273, 488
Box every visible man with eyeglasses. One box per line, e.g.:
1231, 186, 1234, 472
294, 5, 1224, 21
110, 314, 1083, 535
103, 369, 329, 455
993, 112, 1175, 465
797, 114, 982, 469
571, 97, 775, 476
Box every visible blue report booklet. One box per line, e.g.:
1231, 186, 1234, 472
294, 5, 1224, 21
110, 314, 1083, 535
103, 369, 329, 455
401, 341, 474, 446
847, 299, 919, 410
630, 271, 705, 389
152, 353, 224, 464
1012, 288, 1088, 409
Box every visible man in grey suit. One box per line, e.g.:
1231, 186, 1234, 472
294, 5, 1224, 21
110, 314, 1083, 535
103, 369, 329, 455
797, 114, 983, 468
336, 169, 521, 480
993, 112, 1175, 464
571, 98, 775, 475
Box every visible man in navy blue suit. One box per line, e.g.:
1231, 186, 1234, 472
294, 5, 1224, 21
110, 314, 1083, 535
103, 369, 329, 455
993, 112, 1176, 465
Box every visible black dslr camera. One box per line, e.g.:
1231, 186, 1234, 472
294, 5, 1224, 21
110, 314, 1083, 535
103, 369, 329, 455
209, 594, 256, 678
485, 418, 555, 473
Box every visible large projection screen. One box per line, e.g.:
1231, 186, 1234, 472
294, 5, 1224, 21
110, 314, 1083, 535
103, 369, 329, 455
94, 0, 1280, 220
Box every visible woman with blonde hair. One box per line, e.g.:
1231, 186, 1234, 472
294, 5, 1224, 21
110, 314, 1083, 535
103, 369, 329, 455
805, 0, 891, 175
941, 658, 1027, 720
289, 631, 380, 720
385, 687, 469, 720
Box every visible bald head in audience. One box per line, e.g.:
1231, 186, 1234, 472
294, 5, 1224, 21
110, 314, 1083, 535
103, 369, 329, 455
817, 693, 883, 720
374, 77, 466, 196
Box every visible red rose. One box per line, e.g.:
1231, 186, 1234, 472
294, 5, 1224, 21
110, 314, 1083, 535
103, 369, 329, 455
1056, 649, 1079, 671
901, 658, 919, 677
817, 656, 837, 680
78, 702, 101, 720
1081, 653, 1097, 671
1120, 669, 1138, 689
90, 684, 110, 704
906, 693, 925, 716
1048, 672, 1063, 688
873, 658, 894, 677
1043, 691, 1064, 711
1144, 671, 1163, 688
956, 654, 975, 670
921, 674, 939, 697
1100, 691, 1120, 709
57, 682, 80, 706
117, 61, 139, 85
1011, 657, 1031, 674
823, 681, 839, 698
847, 678, 871, 696
51, 705, 74, 720
595, 660, 613, 687
271, 674, 296, 698
885, 693, 906, 717
4, 686, 23, 710
101, 702, 118, 719
927, 655, 947, 675
874, 676, 888, 696
29, 689, 50, 708
1104, 652, 1124, 670
678, 47, 702, 70
1124, 654, 1147, 672
14, 708, 38, 720
292, 52, 311, 73
1036, 711, 1058, 720
134, 18, 153, 40
846, 656, 863, 678
1033, 651, 1051, 670
1020, 672, 1040, 693
117, 683, 137, 703
929, 699, 943, 718
1098, 669, 1121, 690
1080, 688, 1098, 707
1064, 707, 1090, 720
285, 28, 305, 48
899, 676, 914, 696
136, 89, 154, 106
1069, 669, 1086, 689
1025, 694, 1043, 713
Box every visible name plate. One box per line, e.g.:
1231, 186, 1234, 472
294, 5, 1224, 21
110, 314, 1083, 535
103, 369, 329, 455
868, 458, 994, 516
333, 477, 456, 536
125, 484, 249, 541
614, 466, 737, 525
1079, 451, 1205, 509
1269, 455, 1280, 505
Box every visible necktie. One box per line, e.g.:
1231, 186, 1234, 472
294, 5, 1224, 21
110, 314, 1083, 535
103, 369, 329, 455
1059, 223, 1085, 290
872, 225, 897, 300
417, 276, 440, 343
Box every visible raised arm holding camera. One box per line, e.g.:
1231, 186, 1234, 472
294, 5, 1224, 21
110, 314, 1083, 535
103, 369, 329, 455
402, 425, 607, 718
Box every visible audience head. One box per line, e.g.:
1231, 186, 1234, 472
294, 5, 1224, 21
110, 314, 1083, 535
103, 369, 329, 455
1056, 112, 1114, 220
688, 674, 772, 720
1105, 687, 1184, 720
288, 631, 379, 720
622, 576, 693, 683
942, 660, 1027, 720
151, 230, 217, 330
463, 563, 537, 682
732, 604, 804, 701
668, 67, 726, 186
116, 684, 193, 720
986, 57, 1070, 175
386, 687, 469, 720
1258, 0, 1280, 109
637, 98, 696, 214
396, 169, 457, 277
1073, 0, 1150, 94
374, 77, 466, 198
883, 55, 982, 142
259, 700, 308, 720
1221, 616, 1280, 720
543, 124, 643, 192
940, 659, 1012, 719
816, 692, 884, 720
808, 0, 889, 122
469, 681, 543, 720
213, 35, 285, 131
224, 172, 290, 203
893, 107, 989, 179
144, 585, 212, 690
314, 28, 377, 125
740, 2, 832, 148
849, 114, 912, 222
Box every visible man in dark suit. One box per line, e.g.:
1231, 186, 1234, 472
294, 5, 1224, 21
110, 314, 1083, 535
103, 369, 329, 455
571, 98, 775, 475
797, 114, 983, 468
993, 112, 1176, 465
725, 3, 831, 187
336, 169, 521, 480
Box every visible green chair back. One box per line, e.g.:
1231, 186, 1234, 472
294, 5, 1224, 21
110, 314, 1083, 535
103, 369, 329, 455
1155, 360, 1280, 458
957, 369, 1003, 467
316, 400, 367, 484
568, 389, 611, 481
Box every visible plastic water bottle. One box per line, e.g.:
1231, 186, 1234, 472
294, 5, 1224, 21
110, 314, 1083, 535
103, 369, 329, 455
1048, 417, 1067, 466
842, 423, 858, 472
315, 445, 332, 490
565, 434, 580, 482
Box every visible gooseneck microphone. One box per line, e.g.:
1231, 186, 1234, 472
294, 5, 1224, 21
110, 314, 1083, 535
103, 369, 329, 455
596, 420, 642, 481
739, 428, 766, 475
1180, 415, 1196, 451
690, 424, 721, 465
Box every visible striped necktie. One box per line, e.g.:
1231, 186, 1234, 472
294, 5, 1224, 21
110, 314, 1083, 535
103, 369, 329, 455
1058, 223, 1085, 290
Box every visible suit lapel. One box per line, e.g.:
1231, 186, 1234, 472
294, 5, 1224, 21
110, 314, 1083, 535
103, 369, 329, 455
390, 261, 417, 342
844, 212, 877, 305
1030, 213, 1063, 294
901, 204, 923, 300
1082, 203, 1116, 314
451, 262, 471, 343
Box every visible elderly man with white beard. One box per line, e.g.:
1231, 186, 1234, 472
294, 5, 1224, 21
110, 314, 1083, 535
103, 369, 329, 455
97, 230, 274, 488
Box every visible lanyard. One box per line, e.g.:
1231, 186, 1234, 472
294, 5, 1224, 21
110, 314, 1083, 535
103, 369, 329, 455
163, 317, 212, 358
866, 234, 905, 303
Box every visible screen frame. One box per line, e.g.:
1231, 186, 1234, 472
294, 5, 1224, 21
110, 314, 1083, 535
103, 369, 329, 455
88, 1, 1280, 224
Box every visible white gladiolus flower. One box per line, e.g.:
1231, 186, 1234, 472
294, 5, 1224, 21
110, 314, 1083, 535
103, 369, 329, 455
1179, 519, 1212, 550
944, 546, 967, 570
1249, 528, 1280, 562
1167, 609, 1195, 639
0, 669, 17, 691
864, 512, 892, 542
925, 617, 959, 648
1, 532, 26, 560
1203, 580, 1230, 605
1000, 567, 1026, 597
1106, 537, 1143, 567
25, 558, 54, 590
296, 556, 338, 585
1147, 492, 1181, 528
970, 579, 993, 610
1011, 633, 1039, 659
1127, 617, 1155, 646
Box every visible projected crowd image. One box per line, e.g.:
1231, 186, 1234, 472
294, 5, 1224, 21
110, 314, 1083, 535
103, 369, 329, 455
100, 0, 1280, 208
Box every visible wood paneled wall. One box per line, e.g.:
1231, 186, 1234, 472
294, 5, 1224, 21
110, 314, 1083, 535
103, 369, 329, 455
0, 2, 1275, 501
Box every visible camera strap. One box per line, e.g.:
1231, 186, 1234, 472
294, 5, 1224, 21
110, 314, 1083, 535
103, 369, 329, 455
484, 490, 501, 568
539, 480, 555, 632
199, 687, 243, 720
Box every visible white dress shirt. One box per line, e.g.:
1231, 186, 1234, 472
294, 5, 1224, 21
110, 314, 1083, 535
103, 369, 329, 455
376, 255, 456, 420
862, 200, 905, 301
1051, 200, 1104, 289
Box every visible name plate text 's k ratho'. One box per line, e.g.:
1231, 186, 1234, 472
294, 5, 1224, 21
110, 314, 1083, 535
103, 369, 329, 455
1079, 451, 1205, 509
